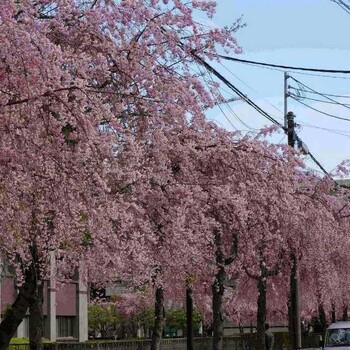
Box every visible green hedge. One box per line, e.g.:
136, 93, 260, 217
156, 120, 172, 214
9, 338, 28, 350
10, 338, 55, 350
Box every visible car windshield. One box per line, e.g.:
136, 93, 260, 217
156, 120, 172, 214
326, 328, 350, 346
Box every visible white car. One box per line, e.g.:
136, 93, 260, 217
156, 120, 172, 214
323, 321, 350, 349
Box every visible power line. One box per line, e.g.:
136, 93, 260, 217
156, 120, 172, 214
331, 0, 350, 15
307, 151, 329, 176
289, 93, 350, 107
218, 55, 350, 74
289, 87, 350, 99
212, 85, 257, 131
172, 40, 331, 177
298, 122, 350, 138
157, 28, 339, 180
226, 104, 258, 131
288, 86, 350, 100
188, 51, 333, 176
205, 69, 258, 132
218, 62, 285, 119
192, 54, 332, 177
290, 96, 350, 122
188, 51, 286, 130
188, 64, 240, 112
217, 55, 350, 80
163, 26, 283, 129
193, 63, 239, 131
292, 71, 350, 80
298, 120, 350, 134
278, 134, 287, 144
289, 76, 350, 111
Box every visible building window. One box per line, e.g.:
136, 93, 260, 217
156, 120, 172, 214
56, 316, 74, 338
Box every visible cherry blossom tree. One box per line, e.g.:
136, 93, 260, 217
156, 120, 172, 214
224, 171, 349, 349
0, 1, 242, 349
222, 144, 300, 350
134, 120, 302, 350
297, 177, 350, 329
171, 126, 348, 350
97, 119, 349, 350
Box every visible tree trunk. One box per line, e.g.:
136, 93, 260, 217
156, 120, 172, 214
29, 281, 44, 350
212, 265, 225, 350
318, 303, 327, 335
288, 296, 294, 343
0, 265, 37, 350
343, 306, 348, 321
256, 275, 267, 350
186, 284, 194, 350
331, 302, 336, 323
150, 287, 164, 350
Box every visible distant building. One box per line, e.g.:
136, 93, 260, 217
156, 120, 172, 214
335, 179, 350, 187
0, 256, 88, 342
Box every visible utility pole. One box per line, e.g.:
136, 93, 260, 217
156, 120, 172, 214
290, 252, 302, 350
287, 111, 296, 148
284, 73, 302, 350
284, 72, 289, 130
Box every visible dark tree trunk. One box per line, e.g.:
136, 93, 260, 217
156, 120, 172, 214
186, 284, 194, 350
0, 264, 37, 350
29, 281, 44, 350
212, 265, 225, 350
28, 244, 43, 350
319, 303, 327, 335
256, 275, 267, 350
288, 296, 294, 341
150, 287, 164, 350
343, 306, 348, 321
331, 302, 336, 323
211, 227, 237, 350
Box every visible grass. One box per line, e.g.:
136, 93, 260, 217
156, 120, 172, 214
9, 338, 55, 349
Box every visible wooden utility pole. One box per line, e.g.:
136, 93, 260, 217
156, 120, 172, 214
284, 72, 289, 130
287, 111, 296, 148
284, 72, 302, 350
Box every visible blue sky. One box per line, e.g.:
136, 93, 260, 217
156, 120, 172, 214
204, 0, 350, 174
